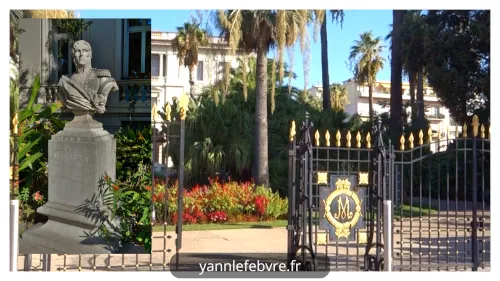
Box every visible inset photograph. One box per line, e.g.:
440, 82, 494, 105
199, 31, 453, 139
12, 16, 152, 254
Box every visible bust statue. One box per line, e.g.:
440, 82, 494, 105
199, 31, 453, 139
58, 40, 118, 114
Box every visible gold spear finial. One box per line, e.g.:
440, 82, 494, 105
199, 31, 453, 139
480, 124, 485, 139
472, 115, 479, 137
325, 130, 331, 146
290, 120, 296, 141
346, 131, 352, 148
12, 113, 18, 135
409, 132, 414, 149
418, 129, 423, 146
463, 123, 468, 138
356, 131, 361, 148
165, 102, 171, 121
152, 102, 158, 122
400, 134, 405, 150
179, 92, 189, 120
366, 132, 371, 149
336, 130, 341, 147
315, 129, 320, 146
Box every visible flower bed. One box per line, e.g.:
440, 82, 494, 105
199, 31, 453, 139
153, 178, 288, 224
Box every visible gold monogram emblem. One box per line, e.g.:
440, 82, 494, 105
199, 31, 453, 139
323, 178, 362, 239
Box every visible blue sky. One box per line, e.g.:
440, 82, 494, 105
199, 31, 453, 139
77, 10, 394, 89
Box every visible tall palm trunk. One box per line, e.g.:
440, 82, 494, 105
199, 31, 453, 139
409, 70, 417, 122
254, 44, 269, 187
390, 10, 405, 146
320, 13, 331, 111
188, 65, 195, 98
416, 68, 425, 127
368, 84, 374, 124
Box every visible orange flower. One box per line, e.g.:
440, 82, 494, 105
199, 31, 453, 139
103, 175, 110, 181
112, 184, 119, 191
33, 191, 44, 202
145, 186, 152, 191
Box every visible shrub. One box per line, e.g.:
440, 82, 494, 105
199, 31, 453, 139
95, 163, 152, 252
153, 179, 288, 224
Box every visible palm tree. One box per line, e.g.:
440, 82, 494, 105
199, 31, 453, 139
389, 10, 405, 145
404, 11, 428, 127
348, 31, 386, 124
388, 11, 428, 127
172, 21, 209, 98
330, 83, 349, 111
316, 10, 345, 111
217, 10, 310, 187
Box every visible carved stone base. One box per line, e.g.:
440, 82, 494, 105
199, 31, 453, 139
19, 118, 146, 254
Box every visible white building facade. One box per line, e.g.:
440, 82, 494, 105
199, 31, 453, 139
151, 31, 249, 113
150, 31, 251, 165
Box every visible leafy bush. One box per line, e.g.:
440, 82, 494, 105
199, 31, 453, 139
115, 126, 152, 182
153, 179, 288, 225
13, 75, 65, 225
97, 164, 152, 252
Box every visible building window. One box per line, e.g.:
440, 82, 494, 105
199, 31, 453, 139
151, 54, 160, 77
196, 61, 204, 81
57, 39, 73, 78
163, 55, 167, 77
123, 19, 151, 79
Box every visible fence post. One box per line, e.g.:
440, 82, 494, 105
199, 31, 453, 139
10, 200, 19, 272
471, 123, 479, 271
383, 200, 392, 272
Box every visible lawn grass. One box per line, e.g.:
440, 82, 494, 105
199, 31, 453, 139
152, 204, 438, 232
396, 204, 438, 217
153, 219, 288, 232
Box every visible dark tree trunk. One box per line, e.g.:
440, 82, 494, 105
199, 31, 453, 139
320, 13, 331, 111
368, 84, 374, 125
409, 70, 417, 122
390, 10, 405, 146
253, 44, 269, 187
188, 65, 195, 98
417, 68, 425, 128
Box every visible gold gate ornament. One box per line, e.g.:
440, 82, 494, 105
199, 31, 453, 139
323, 178, 362, 239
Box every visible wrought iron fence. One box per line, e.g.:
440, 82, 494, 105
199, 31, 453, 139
287, 113, 490, 272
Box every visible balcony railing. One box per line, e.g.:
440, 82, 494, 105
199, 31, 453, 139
117, 79, 151, 102
26, 80, 151, 107
426, 113, 445, 119
37, 84, 60, 105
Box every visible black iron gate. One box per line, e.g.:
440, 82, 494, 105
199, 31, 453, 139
151, 95, 187, 271
287, 113, 490, 272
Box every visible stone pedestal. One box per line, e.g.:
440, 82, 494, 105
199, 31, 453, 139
19, 112, 140, 254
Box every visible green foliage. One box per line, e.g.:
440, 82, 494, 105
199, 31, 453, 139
160, 55, 364, 195
115, 126, 152, 182
13, 75, 64, 223
423, 10, 490, 123
253, 185, 288, 220
97, 164, 152, 252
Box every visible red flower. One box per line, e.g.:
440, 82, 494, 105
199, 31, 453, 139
254, 195, 269, 217
145, 186, 152, 191
206, 211, 227, 223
